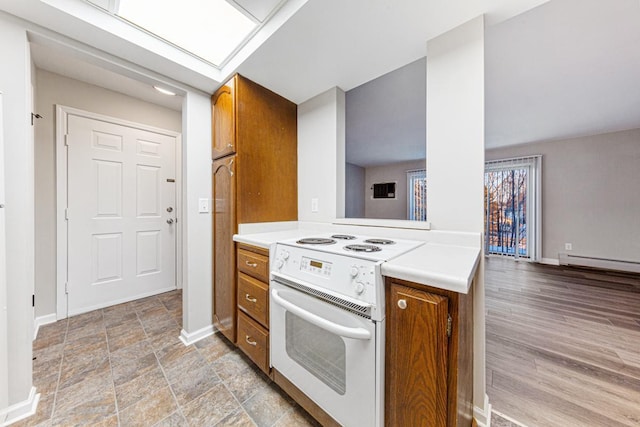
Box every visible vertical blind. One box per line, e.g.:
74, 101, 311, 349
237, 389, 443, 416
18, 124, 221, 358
407, 169, 427, 221
485, 155, 542, 261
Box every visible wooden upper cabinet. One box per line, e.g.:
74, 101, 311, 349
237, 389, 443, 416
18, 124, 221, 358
212, 76, 236, 159
234, 75, 297, 224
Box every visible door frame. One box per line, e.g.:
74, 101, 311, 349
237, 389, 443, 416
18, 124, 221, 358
55, 105, 183, 319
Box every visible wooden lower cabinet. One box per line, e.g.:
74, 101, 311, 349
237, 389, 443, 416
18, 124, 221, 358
235, 244, 271, 376
237, 311, 269, 373
385, 278, 474, 427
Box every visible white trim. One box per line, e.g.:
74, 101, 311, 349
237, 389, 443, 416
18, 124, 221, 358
175, 134, 183, 290
492, 410, 530, 427
0, 387, 40, 427
179, 325, 215, 346
33, 314, 57, 341
473, 394, 492, 427
539, 257, 560, 266
56, 105, 182, 318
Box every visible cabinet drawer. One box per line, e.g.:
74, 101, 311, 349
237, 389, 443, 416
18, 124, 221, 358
237, 249, 269, 282
238, 272, 269, 328
237, 311, 269, 374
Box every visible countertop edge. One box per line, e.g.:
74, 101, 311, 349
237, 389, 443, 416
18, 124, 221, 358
381, 249, 481, 294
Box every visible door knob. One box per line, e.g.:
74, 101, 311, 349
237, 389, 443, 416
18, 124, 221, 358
167, 218, 174, 224
166, 207, 173, 213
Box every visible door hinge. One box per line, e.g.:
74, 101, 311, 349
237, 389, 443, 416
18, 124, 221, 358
65, 208, 69, 220
32, 294, 35, 307
64, 134, 69, 146
31, 113, 42, 126
65, 282, 69, 294
446, 314, 452, 338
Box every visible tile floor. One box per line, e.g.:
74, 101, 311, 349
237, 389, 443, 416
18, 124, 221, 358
15, 290, 318, 427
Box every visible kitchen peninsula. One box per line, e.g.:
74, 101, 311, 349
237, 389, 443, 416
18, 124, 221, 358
232, 220, 480, 427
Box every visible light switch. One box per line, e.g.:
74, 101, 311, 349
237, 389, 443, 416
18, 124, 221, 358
198, 198, 209, 213
311, 198, 319, 213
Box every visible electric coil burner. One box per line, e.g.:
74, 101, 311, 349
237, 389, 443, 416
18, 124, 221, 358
331, 234, 357, 240
363, 238, 395, 245
344, 244, 382, 253
296, 237, 336, 245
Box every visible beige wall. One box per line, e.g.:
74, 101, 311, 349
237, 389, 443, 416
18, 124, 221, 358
364, 159, 425, 219
34, 69, 182, 318
486, 128, 640, 262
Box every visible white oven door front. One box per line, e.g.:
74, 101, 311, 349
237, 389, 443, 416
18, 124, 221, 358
270, 280, 379, 427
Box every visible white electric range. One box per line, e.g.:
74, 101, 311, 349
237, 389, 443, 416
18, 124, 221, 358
269, 233, 424, 427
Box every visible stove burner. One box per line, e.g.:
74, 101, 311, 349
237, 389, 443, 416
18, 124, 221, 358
363, 238, 396, 245
331, 234, 357, 240
344, 244, 382, 253
297, 237, 336, 245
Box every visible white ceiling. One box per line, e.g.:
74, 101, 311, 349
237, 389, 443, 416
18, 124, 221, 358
485, 0, 640, 148
30, 42, 183, 111
9, 0, 640, 156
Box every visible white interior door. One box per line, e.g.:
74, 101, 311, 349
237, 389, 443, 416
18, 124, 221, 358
67, 113, 177, 315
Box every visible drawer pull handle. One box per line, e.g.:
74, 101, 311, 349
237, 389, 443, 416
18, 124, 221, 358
245, 335, 257, 346
245, 261, 258, 268
245, 294, 257, 303
397, 299, 407, 309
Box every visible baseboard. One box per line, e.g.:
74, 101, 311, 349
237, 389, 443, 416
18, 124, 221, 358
539, 257, 560, 266
179, 325, 214, 346
33, 313, 57, 341
1, 387, 40, 426
473, 394, 492, 427
559, 252, 640, 273
492, 410, 529, 427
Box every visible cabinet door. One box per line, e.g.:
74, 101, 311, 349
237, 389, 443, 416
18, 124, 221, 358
212, 77, 235, 159
386, 282, 449, 427
212, 156, 237, 342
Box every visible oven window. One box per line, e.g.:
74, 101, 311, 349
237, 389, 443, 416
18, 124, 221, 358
285, 312, 346, 395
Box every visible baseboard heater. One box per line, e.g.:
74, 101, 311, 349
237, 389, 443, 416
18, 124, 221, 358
558, 252, 640, 274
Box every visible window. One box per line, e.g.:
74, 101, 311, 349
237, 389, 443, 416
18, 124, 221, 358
485, 156, 541, 260
407, 169, 426, 221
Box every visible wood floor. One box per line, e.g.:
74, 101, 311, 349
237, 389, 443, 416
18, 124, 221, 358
485, 257, 640, 427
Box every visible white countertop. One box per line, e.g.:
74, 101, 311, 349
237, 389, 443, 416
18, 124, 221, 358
233, 223, 481, 294
380, 243, 480, 293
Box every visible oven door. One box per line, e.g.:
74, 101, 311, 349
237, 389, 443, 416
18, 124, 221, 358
270, 279, 380, 427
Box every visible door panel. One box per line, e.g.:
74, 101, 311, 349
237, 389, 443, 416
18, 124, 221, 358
386, 282, 449, 427
212, 78, 235, 159
67, 114, 177, 315
212, 155, 236, 342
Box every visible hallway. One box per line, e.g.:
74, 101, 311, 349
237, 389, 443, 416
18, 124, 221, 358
16, 290, 316, 426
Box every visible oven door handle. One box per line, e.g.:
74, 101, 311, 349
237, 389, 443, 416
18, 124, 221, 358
271, 289, 371, 340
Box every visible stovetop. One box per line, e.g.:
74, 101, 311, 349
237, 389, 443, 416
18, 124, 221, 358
279, 233, 424, 262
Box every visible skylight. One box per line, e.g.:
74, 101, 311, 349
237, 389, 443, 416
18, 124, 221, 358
115, 0, 259, 67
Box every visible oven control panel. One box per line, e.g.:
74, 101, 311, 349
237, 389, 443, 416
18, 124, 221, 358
300, 257, 332, 277
272, 244, 382, 309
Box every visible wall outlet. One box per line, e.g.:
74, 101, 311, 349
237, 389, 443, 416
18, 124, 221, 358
198, 198, 209, 213
311, 198, 319, 213
565, 243, 572, 251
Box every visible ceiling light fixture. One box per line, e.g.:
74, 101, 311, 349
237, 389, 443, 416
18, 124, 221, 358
153, 85, 176, 96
